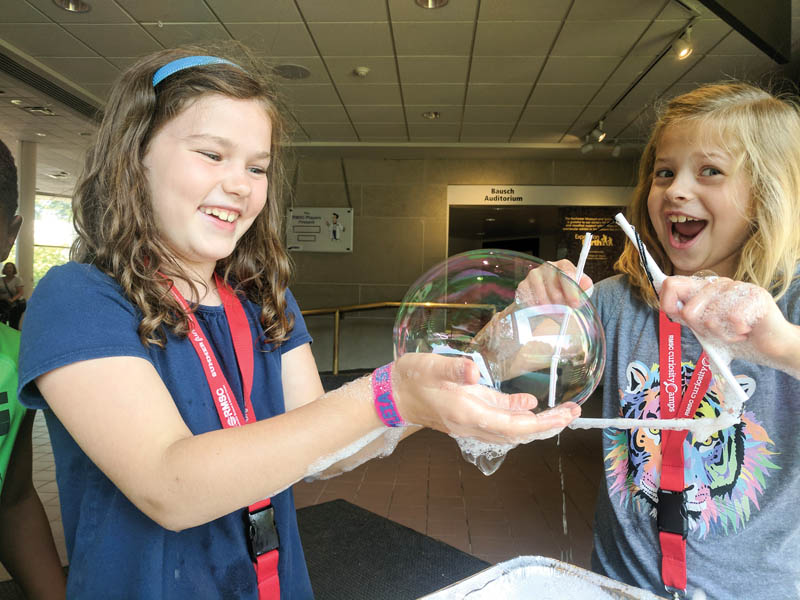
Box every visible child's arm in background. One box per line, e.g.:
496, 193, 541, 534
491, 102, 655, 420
0, 410, 66, 600
660, 275, 800, 378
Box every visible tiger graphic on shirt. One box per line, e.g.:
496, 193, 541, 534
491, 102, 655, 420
604, 359, 780, 537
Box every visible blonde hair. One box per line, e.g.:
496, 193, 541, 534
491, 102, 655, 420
617, 81, 800, 306
72, 44, 295, 346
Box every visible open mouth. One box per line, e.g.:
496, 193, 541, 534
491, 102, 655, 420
201, 207, 239, 223
669, 214, 706, 244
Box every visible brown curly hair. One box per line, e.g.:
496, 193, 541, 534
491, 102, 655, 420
71, 44, 295, 347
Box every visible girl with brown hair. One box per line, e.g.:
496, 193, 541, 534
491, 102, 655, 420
16, 46, 579, 599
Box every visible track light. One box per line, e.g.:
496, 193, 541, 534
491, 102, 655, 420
580, 135, 594, 154
673, 26, 693, 60
590, 120, 606, 143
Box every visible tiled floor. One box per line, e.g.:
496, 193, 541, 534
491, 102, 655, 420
3, 405, 605, 584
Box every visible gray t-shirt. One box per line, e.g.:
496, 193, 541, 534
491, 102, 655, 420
590, 274, 800, 600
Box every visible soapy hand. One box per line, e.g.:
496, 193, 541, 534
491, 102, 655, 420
516, 259, 594, 309
390, 352, 581, 445
659, 275, 800, 377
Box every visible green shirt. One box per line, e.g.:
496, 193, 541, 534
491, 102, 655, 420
0, 321, 22, 497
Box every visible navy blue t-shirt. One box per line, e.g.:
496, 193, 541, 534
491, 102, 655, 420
19, 262, 314, 599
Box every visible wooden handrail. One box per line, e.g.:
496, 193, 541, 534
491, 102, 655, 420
301, 301, 495, 374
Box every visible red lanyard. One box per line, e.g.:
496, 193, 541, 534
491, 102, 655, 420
168, 275, 280, 599
657, 311, 713, 595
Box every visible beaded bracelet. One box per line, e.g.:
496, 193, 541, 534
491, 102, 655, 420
371, 363, 407, 427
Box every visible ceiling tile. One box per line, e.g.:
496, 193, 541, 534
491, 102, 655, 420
205, 0, 301, 22
24, 0, 134, 23
511, 124, 569, 142
0, 24, 96, 57
337, 84, 402, 105
709, 28, 769, 56
141, 23, 230, 48
226, 23, 317, 56
81, 83, 113, 100
467, 83, 531, 105
607, 55, 652, 83
538, 56, 619, 84
392, 22, 474, 55
468, 56, 545, 84
408, 122, 460, 140
473, 21, 561, 56
529, 83, 599, 105
406, 106, 461, 123
480, 0, 570, 21
1, 1, 49, 22
290, 105, 350, 123
307, 22, 393, 56
116, 0, 217, 22
521, 104, 586, 124
325, 57, 399, 86
552, 21, 650, 56
590, 82, 629, 106
463, 105, 523, 122
397, 56, 469, 84
302, 123, 358, 141
106, 57, 139, 70
402, 84, 465, 105
355, 123, 407, 138
348, 105, 405, 122
389, 0, 477, 21
460, 122, 515, 139
296, 0, 387, 22
280, 83, 341, 105
569, 0, 663, 21
35, 57, 120, 85
681, 54, 777, 84
62, 24, 162, 57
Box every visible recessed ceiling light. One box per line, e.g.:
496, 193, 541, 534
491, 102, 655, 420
35, 132, 46, 137
21, 106, 57, 116
422, 111, 440, 120
272, 64, 311, 80
47, 170, 70, 179
415, 0, 448, 8
10, 99, 22, 105
352, 66, 370, 78
485, 217, 496, 222
52, 0, 91, 13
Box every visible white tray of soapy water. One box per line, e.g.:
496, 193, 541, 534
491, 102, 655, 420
419, 556, 665, 600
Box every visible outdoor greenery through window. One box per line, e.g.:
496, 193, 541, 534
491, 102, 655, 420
10, 194, 75, 286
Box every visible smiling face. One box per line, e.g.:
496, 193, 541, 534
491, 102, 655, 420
647, 122, 753, 278
142, 94, 272, 284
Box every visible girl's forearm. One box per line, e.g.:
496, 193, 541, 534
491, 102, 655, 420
148, 376, 384, 530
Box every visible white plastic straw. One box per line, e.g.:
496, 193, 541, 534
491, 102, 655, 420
548, 232, 592, 407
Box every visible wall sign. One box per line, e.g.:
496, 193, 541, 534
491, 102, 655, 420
287, 207, 353, 253
447, 185, 632, 206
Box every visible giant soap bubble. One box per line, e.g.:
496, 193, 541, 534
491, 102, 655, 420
393, 249, 605, 474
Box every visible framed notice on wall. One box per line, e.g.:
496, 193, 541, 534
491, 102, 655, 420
286, 207, 353, 253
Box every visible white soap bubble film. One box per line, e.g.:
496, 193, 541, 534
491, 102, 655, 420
394, 249, 605, 474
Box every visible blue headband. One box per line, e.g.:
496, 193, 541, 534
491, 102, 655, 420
152, 56, 242, 87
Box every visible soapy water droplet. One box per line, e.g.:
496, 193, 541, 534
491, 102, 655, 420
393, 249, 606, 474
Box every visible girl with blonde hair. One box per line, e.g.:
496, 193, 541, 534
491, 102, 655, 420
526, 81, 800, 599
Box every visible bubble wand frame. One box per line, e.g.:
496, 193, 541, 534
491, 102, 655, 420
568, 213, 747, 440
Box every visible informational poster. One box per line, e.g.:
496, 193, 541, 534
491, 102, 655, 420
558, 206, 626, 283
286, 207, 353, 253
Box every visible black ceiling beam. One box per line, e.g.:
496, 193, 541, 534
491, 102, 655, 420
698, 0, 790, 64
